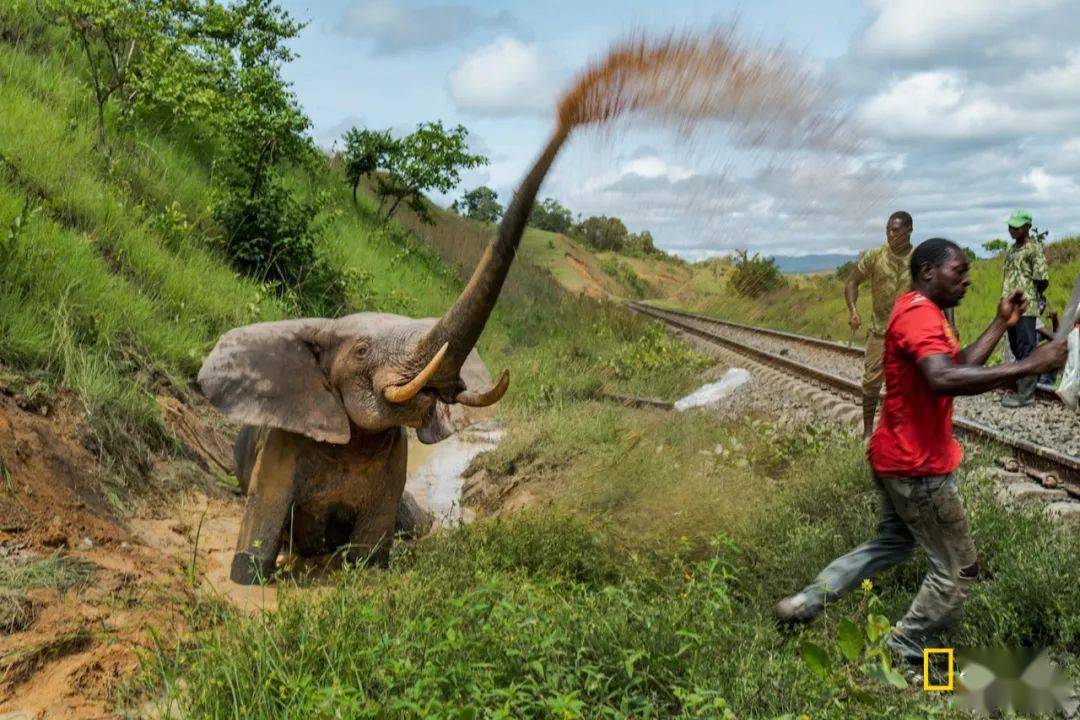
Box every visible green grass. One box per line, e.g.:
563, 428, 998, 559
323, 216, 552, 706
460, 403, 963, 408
139, 411, 1080, 718
3, 11, 1077, 719
0, 552, 96, 592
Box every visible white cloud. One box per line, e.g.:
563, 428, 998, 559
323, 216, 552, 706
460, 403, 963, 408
858, 71, 1025, 141
340, 0, 514, 55
1023, 167, 1080, 199
447, 37, 562, 117
856, 0, 1063, 62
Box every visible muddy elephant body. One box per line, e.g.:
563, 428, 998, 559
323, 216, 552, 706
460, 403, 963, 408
229, 424, 407, 583
200, 128, 571, 585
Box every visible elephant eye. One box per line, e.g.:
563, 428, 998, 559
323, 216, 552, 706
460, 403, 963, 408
354, 342, 369, 357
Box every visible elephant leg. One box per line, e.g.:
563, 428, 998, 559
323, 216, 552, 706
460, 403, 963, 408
231, 428, 299, 585
344, 428, 407, 567
232, 425, 264, 495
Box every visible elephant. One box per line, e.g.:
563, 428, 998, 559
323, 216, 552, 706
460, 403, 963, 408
198, 125, 572, 585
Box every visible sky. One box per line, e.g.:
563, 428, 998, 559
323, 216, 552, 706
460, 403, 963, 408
278, 0, 1080, 260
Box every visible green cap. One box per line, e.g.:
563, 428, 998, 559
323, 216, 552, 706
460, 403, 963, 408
1007, 209, 1032, 228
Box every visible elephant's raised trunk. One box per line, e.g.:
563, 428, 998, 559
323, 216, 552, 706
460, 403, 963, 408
419, 124, 572, 382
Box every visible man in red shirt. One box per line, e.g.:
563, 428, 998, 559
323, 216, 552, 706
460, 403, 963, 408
773, 238, 1067, 662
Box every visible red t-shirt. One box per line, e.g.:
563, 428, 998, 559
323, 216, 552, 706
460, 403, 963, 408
868, 291, 963, 477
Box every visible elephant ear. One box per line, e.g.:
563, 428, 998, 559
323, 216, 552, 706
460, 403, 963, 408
198, 319, 351, 444
416, 349, 500, 445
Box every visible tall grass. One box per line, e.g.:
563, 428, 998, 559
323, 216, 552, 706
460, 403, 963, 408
140, 411, 1080, 718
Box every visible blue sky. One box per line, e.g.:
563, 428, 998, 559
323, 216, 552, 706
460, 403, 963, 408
278, 0, 1080, 259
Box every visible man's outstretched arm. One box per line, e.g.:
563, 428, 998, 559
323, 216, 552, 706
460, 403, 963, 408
955, 290, 1027, 367
918, 350, 1059, 396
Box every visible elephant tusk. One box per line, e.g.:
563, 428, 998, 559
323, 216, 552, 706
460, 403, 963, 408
384, 342, 449, 404
455, 369, 510, 407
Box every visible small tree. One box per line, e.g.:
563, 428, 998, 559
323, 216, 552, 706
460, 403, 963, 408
575, 215, 628, 252
452, 186, 502, 223
982, 238, 1008, 255
528, 197, 574, 234
729, 249, 785, 298
381, 122, 486, 224
342, 128, 396, 205
624, 230, 659, 257
51, 0, 168, 154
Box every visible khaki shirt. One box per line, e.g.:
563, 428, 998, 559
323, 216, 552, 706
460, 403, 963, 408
1002, 240, 1049, 316
852, 244, 912, 336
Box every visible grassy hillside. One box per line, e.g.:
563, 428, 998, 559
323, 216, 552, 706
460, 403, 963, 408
1, 8, 1077, 719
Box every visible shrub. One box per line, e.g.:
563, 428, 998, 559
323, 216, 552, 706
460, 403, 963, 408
728, 249, 785, 298
212, 178, 349, 315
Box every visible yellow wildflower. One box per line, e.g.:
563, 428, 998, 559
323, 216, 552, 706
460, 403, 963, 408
861, 579, 873, 593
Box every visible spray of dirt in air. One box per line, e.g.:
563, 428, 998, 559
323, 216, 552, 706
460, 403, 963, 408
531, 27, 876, 261
555, 27, 851, 150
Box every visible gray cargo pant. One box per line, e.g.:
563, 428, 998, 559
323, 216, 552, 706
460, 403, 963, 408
801, 473, 978, 661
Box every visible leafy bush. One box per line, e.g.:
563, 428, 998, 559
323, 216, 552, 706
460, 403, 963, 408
528, 196, 573, 234
833, 258, 858, 281
451, 185, 502, 223
607, 322, 710, 380
728, 249, 785, 298
600, 256, 654, 299
212, 179, 349, 315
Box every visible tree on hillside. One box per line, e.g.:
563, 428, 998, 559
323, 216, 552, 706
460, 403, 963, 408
575, 215, 628, 252
52, 0, 354, 311
982, 238, 1008, 255
51, 0, 174, 155
342, 128, 396, 205
729, 249, 785, 298
341, 121, 487, 224
623, 230, 660, 257
528, 197, 574, 234
452, 186, 503, 223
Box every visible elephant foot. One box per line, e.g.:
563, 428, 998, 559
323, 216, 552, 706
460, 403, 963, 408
230, 551, 277, 585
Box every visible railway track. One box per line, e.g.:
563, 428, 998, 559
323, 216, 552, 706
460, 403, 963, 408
640, 303, 1061, 401
628, 301, 1080, 486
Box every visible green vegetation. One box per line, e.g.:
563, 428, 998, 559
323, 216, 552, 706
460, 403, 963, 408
2, 3, 1077, 717
0, 552, 96, 592
452, 185, 503, 223
728, 249, 786, 298
342, 122, 487, 224
143, 410, 1080, 717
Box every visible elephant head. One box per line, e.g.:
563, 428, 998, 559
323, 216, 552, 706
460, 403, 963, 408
198, 125, 571, 443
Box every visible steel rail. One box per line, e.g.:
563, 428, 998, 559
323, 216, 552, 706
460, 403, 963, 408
629, 301, 1080, 483
638, 302, 1060, 401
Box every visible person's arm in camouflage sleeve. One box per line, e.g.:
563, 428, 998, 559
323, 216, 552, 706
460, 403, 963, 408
845, 251, 870, 330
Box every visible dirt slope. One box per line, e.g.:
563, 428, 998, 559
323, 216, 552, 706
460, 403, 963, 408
0, 379, 243, 718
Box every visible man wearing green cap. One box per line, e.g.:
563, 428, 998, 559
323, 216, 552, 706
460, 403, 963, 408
1001, 210, 1050, 407
846, 211, 914, 437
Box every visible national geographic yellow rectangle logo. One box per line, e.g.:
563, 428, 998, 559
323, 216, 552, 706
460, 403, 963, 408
923, 648, 954, 691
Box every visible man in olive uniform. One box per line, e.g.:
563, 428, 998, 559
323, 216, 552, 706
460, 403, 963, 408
846, 211, 914, 437
1001, 209, 1050, 407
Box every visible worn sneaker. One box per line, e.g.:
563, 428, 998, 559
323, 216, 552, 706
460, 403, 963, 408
772, 592, 824, 626
1000, 393, 1034, 408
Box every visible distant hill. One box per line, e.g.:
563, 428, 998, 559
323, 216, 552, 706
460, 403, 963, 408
770, 254, 858, 274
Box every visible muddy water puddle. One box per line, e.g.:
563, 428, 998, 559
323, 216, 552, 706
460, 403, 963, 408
406, 420, 504, 527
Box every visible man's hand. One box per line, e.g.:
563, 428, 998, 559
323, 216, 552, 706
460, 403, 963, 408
997, 289, 1029, 328
1023, 339, 1068, 374
849, 311, 861, 331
